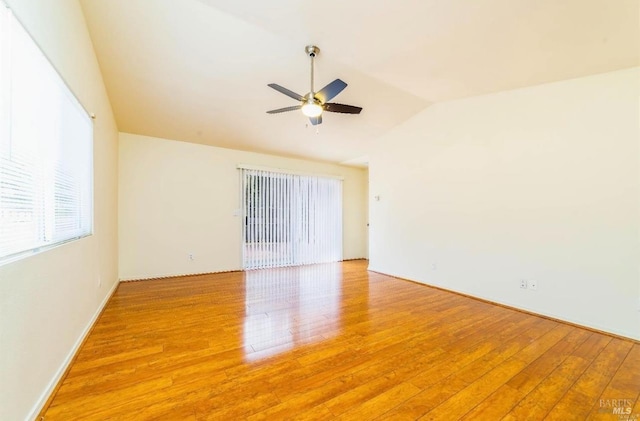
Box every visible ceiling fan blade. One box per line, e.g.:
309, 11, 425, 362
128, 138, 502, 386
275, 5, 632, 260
266, 105, 302, 114
315, 79, 347, 103
324, 103, 362, 114
309, 115, 322, 125
268, 83, 305, 101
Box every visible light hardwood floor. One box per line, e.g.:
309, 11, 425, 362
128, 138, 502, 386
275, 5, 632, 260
41, 260, 639, 420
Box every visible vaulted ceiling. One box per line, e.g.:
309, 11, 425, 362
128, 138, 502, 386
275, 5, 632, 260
80, 0, 639, 166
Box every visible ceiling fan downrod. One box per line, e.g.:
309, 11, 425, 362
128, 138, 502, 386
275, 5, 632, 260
302, 45, 322, 117
305, 45, 319, 95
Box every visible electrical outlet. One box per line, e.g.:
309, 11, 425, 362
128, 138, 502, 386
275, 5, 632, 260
520, 279, 528, 289
529, 280, 537, 291
97, 276, 102, 287
431, 263, 437, 270
188, 254, 194, 261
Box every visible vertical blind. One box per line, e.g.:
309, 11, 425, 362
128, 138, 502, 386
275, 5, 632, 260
241, 168, 342, 270
0, 6, 93, 263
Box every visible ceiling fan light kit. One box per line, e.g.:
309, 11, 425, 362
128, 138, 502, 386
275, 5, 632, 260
267, 45, 362, 125
301, 100, 323, 117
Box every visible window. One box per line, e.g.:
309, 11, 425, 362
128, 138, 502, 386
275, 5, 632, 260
0, 6, 93, 264
241, 167, 342, 269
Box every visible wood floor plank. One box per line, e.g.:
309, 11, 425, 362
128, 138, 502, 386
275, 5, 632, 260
408, 317, 557, 391
418, 357, 529, 420
45, 376, 173, 419
586, 343, 640, 420
375, 374, 470, 419
246, 371, 372, 420
336, 381, 422, 421
39, 261, 639, 420
545, 337, 633, 419
325, 372, 406, 416
275, 331, 445, 403
502, 333, 611, 420
459, 328, 592, 420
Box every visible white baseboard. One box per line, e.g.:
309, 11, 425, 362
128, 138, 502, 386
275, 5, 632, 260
119, 268, 242, 282
27, 279, 120, 421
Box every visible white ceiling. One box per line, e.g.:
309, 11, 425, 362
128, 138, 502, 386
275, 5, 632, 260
79, 0, 639, 166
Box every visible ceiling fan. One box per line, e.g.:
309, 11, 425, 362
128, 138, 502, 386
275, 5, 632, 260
266, 45, 362, 126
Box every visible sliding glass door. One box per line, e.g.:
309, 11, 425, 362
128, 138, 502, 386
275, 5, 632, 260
241, 168, 342, 270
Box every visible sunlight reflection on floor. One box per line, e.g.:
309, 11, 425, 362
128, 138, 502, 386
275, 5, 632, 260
243, 263, 343, 362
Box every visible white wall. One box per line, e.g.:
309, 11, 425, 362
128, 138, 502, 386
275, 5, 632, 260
0, 1, 119, 420
369, 68, 640, 340
119, 133, 368, 280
